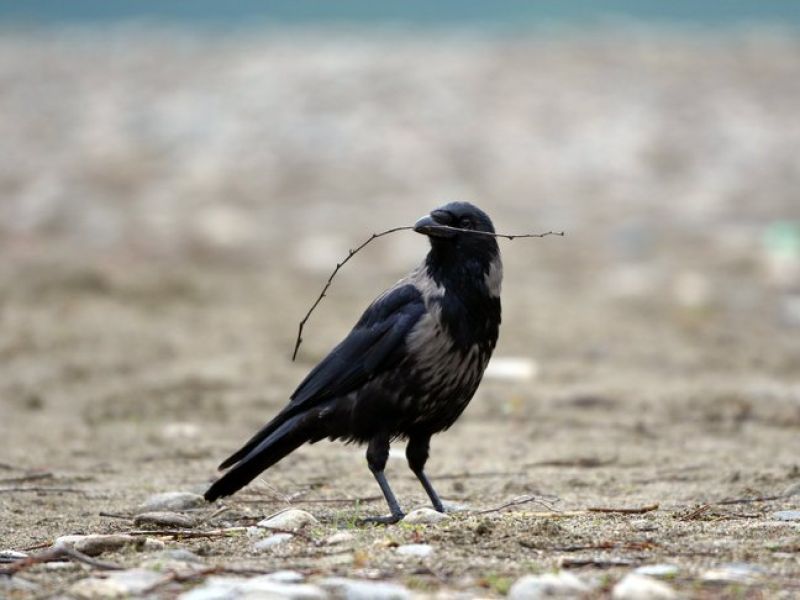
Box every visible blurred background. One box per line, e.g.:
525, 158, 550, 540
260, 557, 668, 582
1, 1, 799, 493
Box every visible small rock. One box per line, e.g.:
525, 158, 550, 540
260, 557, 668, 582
257, 509, 318, 531
613, 574, 676, 600
180, 576, 325, 600
326, 531, 356, 545
0, 549, 28, 562
243, 577, 325, 598
773, 510, 800, 521
142, 548, 204, 571
138, 491, 205, 513
254, 533, 293, 551
702, 563, 766, 584
508, 572, 590, 599
263, 570, 305, 584
441, 500, 471, 513
319, 577, 411, 600
396, 543, 434, 557
630, 519, 657, 532
70, 569, 164, 599
142, 538, 166, 551
134, 511, 196, 528
54, 534, 140, 557
402, 508, 448, 524
634, 565, 679, 578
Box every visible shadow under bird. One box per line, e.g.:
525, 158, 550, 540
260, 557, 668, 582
204, 201, 502, 523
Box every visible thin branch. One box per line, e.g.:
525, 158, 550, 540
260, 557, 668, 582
292, 226, 413, 360
292, 225, 564, 360
476, 494, 561, 515
587, 504, 659, 514
0, 486, 88, 495
0, 544, 122, 576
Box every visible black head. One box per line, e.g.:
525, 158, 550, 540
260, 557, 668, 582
413, 201, 498, 258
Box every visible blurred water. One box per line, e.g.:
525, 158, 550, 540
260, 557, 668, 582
1, 0, 800, 28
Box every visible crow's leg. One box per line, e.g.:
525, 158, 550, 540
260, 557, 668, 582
406, 435, 444, 513
361, 433, 404, 525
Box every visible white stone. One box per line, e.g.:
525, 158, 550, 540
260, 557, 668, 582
134, 510, 196, 528
262, 570, 305, 584
396, 543, 434, 557
257, 509, 318, 531
326, 531, 356, 545
634, 565, 679, 578
179, 575, 325, 600
508, 572, 590, 599
485, 357, 538, 381
402, 508, 449, 524
630, 519, 657, 532
70, 569, 164, 599
613, 574, 676, 600
0, 549, 28, 561
773, 510, 800, 521
702, 563, 765, 584
319, 577, 411, 600
138, 491, 205, 512
254, 533, 294, 550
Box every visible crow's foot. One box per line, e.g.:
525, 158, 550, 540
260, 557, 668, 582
359, 513, 404, 526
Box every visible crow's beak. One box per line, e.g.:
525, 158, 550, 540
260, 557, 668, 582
414, 214, 456, 238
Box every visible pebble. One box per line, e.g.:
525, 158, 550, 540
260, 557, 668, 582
612, 574, 676, 600
702, 562, 766, 584
441, 500, 471, 513
257, 509, 318, 531
138, 491, 205, 513
630, 519, 657, 532
484, 357, 538, 381
634, 564, 679, 578
0, 549, 28, 561
319, 577, 411, 600
254, 533, 294, 551
773, 510, 800, 521
395, 543, 434, 557
70, 569, 164, 599
508, 572, 590, 599
402, 508, 449, 524
134, 511, 196, 528
326, 531, 356, 545
263, 570, 305, 584
54, 534, 142, 556
142, 548, 204, 571
180, 575, 325, 600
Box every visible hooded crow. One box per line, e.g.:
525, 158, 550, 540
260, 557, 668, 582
204, 201, 502, 523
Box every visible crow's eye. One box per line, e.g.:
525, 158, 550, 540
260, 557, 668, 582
458, 217, 473, 229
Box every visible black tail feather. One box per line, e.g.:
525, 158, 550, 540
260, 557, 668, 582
205, 412, 314, 502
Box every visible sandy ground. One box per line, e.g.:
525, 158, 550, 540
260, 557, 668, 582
1, 27, 800, 598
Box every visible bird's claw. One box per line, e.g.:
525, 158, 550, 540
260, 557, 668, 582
358, 513, 404, 526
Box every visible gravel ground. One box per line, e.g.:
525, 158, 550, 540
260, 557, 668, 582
1, 26, 799, 598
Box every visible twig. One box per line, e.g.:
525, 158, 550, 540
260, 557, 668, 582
0, 486, 88, 495
587, 504, 659, 514
0, 544, 122, 576
121, 527, 248, 540
98, 512, 134, 520
716, 494, 787, 505
477, 494, 561, 515
291, 224, 564, 360
0, 472, 53, 485
527, 457, 617, 469
559, 557, 637, 569
680, 503, 712, 520
292, 226, 413, 360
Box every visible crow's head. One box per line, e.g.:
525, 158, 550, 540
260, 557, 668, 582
414, 201, 498, 257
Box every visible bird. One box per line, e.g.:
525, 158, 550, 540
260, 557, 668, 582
204, 201, 502, 523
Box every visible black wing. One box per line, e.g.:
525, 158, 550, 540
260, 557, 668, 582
289, 283, 425, 409
218, 283, 425, 470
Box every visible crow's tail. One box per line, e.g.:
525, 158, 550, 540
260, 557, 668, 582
204, 410, 316, 502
